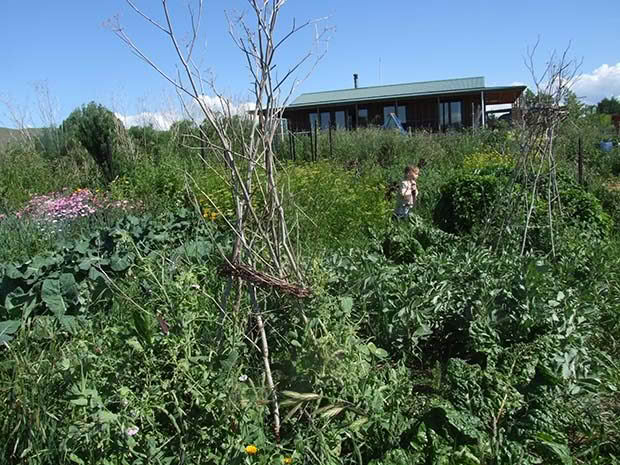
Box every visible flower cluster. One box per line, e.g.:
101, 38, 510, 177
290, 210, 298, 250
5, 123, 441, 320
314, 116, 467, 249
245, 444, 258, 455
202, 206, 218, 222
14, 188, 135, 224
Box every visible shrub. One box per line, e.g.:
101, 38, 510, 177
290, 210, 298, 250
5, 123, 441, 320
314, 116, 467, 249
559, 186, 612, 239
62, 102, 132, 182
381, 215, 456, 264
433, 172, 504, 235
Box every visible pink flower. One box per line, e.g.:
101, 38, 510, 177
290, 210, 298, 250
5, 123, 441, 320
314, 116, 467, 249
126, 426, 139, 436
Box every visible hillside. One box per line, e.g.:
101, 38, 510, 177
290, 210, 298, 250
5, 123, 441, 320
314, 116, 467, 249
0, 126, 43, 146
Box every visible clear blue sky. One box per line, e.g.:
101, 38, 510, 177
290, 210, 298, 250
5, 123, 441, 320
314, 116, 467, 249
1, 0, 619, 128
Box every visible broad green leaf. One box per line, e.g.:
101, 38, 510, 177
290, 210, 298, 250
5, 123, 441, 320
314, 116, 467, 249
60, 273, 78, 300
535, 433, 573, 465
339, 296, 354, 313
374, 348, 389, 358
0, 320, 20, 344
41, 279, 67, 316
110, 254, 132, 272
5, 264, 24, 280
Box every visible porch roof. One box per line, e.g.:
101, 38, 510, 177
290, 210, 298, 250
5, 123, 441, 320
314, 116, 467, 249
288, 76, 525, 109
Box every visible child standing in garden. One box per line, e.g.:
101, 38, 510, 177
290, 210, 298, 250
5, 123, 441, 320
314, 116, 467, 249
393, 165, 419, 220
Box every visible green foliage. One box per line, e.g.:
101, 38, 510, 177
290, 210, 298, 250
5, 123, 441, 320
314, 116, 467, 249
559, 187, 612, 239
433, 172, 504, 234
0, 209, 223, 340
0, 145, 100, 212
283, 161, 391, 251
62, 102, 132, 182
2, 117, 620, 464
597, 97, 620, 115
380, 214, 456, 264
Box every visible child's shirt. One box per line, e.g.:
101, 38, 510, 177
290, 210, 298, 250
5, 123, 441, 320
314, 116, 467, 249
397, 179, 417, 209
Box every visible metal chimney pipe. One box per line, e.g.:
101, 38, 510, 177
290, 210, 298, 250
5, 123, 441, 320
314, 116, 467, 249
353, 73, 359, 89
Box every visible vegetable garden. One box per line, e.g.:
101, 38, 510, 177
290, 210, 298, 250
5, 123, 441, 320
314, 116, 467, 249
1, 115, 620, 464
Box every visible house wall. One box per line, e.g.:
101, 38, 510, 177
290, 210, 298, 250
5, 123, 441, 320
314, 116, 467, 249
283, 92, 485, 132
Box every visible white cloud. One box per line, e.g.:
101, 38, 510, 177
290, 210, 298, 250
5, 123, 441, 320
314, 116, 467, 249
572, 63, 620, 104
115, 111, 181, 130
115, 96, 255, 130
195, 95, 255, 116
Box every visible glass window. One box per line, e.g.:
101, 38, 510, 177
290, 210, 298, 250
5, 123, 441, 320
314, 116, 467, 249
439, 102, 447, 128
450, 102, 462, 127
383, 106, 395, 123
384, 105, 406, 123
309, 113, 318, 130
320, 112, 331, 130
358, 108, 368, 127
439, 101, 463, 129
335, 111, 346, 129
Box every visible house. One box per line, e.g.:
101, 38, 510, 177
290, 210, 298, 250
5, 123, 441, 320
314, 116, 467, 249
282, 76, 526, 132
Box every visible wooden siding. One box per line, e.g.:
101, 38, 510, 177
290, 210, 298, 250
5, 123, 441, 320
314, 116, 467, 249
283, 92, 488, 132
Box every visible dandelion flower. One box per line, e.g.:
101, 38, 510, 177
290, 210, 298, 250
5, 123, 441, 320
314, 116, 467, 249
245, 444, 258, 455
283, 457, 293, 464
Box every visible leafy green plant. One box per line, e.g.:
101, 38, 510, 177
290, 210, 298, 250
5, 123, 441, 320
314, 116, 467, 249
62, 102, 132, 182
433, 172, 504, 234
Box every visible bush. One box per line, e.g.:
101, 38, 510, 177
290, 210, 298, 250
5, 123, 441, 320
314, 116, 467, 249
559, 186, 612, 239
62, 102, 132, 182
381, 215, 456, 264
433, 172, 504, 234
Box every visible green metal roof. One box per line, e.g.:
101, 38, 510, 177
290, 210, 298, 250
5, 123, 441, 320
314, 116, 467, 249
289, 76, 494, 108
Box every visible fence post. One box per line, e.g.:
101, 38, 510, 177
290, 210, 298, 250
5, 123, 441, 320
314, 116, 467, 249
577, 136, 583, 185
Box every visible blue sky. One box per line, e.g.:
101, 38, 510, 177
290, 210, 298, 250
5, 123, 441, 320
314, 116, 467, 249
1, 0, 619, 128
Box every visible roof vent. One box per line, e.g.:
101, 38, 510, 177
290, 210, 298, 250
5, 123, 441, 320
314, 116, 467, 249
353, 73, 359, 89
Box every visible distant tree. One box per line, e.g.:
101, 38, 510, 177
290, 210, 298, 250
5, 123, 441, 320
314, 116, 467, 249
596, 97, 620, 115
128, 124, 170, 158
523, 88, 554, 109
62, 102, 130, 182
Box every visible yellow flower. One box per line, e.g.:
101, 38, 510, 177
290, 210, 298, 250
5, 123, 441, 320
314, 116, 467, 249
245, 445, 258, 455
283, 457, 293, 464
210, 212, 218, 221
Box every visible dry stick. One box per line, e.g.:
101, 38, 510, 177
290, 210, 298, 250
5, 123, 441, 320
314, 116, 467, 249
116, 0, 329, 440
249, 284, 281, 441
547, 125, 556, 257
520, 140, 547, 257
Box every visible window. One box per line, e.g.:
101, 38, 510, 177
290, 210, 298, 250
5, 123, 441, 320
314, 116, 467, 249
309, 113, 318, 130
335, 111, 346, 129
320, 112, 331, 130
439, 101, 463, 129
450, 102, 462, 127
358, 108, 368, 127
383, 105, 406, 124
